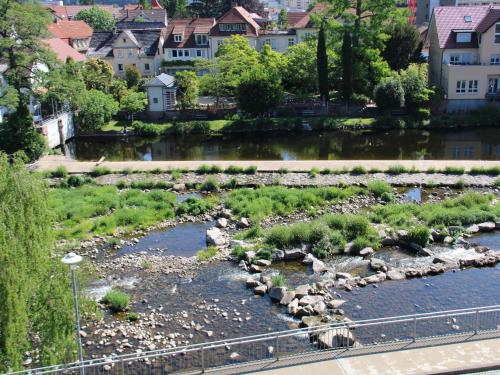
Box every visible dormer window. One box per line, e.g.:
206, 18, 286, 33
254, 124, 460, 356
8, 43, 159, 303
174, 34, 182, 42
195, 34, 208, 45
456, 32, 471, 43
219, 23, 247, 32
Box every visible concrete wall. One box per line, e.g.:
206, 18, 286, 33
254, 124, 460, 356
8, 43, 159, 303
39, 112, 75, 148
446, 98, 500, 112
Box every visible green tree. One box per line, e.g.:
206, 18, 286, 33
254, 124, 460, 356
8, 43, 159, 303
398, 63, 433, 112
120, 90, 147, 125
76, 90, 118, 132
382, 23, 423, 71
125, 65, 142, 89
196, 59, 225, 107
74, 7, 115, 31
0, 100, 46, 162
82, 59, 114, 92
160, 0, 189, 17
237, 67, 283, 116
341, 30, 353, 102
259, 44, 286, 77
0, 154, 77, 371
317, 23, 329, 106
189, 0, 262, 18
138, 0, 152, 9
175, 71, 199, 110
278, 8, 288, 29
373, 77, 405, 111
283, 42, 318, 97
79, 0, 96, 4
109, 79, 128, 102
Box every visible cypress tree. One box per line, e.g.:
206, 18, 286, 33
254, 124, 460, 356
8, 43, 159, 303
341, 30, 353, 103
317, 23, 329, 106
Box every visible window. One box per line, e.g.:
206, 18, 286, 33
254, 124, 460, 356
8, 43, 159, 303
456, 80, 467, 94
118, 64, 123, 71
178, 50, 183, 57
491, 55, 500, 65
464, 15, 472, 22
450, 54, 461, 64
196, 49, 202, 57
495, 23, 500, 44
184, 50, 189, 57
128, 49, 134, 57
122, 38, 126, 43
468, 80, 478, 93
174, 34, 182, 42
144, 63, 150, 71
271, 39, 277, 50
219, 23, 247, 32
153, 98, 158, 104
172, 50, 177, 57
456, 32, 472, 43
117, 49, 123, 58
288, 38, 295, 47
196, 34, 208, 45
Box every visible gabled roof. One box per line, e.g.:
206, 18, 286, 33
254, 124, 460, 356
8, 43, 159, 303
87, 29, 162, 58
44, 38, 86, 62
47, 5, 120, 19
48, 20, 93, 40
163, 18, 215, 48
145, 73, 175, 88
432, 5, 500, 49
210, 6, 261, 37
117, 9, 167, 25
288, 11, 314, 29
116, 21, 165, 30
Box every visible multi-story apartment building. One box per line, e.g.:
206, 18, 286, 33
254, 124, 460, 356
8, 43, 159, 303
428, 5, 500, 112
417, 0, 500, 25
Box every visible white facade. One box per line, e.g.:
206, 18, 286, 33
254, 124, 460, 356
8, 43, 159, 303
38, 112, 75, 148
145, 73, 177, 112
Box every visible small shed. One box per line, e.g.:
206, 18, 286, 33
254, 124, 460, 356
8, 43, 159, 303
144, 73, 176, 112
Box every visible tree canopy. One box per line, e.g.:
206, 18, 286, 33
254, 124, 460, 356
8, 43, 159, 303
76, 90, 118, 132
382, 22, 423, 71
175, 71, 199, 110
237, 67, 283, 116
74, 7, 115, 31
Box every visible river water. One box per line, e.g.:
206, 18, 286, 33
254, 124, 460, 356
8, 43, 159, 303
67, 127, 500, 161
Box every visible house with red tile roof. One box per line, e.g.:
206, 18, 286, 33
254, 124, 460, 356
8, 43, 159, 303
48, 19, 93, 53
47, 4, 121, 20
44, 37, 86, 63
428, 5, 500, 111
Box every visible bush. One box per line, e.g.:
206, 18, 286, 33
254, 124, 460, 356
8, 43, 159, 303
469, 167, 500, 176
309, 167, 319, 177
381, 191, 394, 202
199, 176, 219, 191
132, 121, 162, 136
176, 197, 213, 216
387, 164, 408, 174
225, 165, 244, 174
231, 245, 247, 259
271, 274, 286, 288
102, 289, 129, 312
444, 166, 465, 175
351, 165, 367, 175
350, 236, 379, 255
278, 167, 289, 174
373, 77, 405, 111
197, 246, 218, 261
320, 168, 331, 175
127, 312, 140, 322
312, 235, 337, 258
367, 180, 391, 198
196, 164, 222, 174
90, 166, 112, 177
67, 175, 92, 187
244, 165, 258, 175
225, 177, 238, 189
454, 178, 465, 189
494, 177, 500, 187
50, 166, 68, 178
406, 226, 430, 247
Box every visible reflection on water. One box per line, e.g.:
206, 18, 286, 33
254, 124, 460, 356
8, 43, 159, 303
66, 128, 500, 161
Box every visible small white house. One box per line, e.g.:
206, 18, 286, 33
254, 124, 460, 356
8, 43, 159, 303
144, 73, 177, 113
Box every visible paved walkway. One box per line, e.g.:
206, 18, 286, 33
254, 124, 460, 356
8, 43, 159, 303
249, 338, 500, 375
33, 156, 500, 173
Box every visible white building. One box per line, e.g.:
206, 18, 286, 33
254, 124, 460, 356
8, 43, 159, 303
144, 73, 177, 113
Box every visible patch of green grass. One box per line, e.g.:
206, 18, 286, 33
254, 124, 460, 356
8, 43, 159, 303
66, 175, 92, 187
170, 169, 182, 181
309, 167, 320, 178
196, 164, 222, 174
127, 312, 140, 321
387, 164, 408, 175
225, 165, 244, 174
443, 166, 465, 175
231, 245, 248, 259
426, 167, 437, 174
351, 165, 367, 175
406, 226, 431, 247
494, 177, 500, 187
271, 274, 286, 288
102, 290, 129, 312
278, 167, 289, 175
454, 178, 465, 189
121, 168, 133, 175
89, 166, 112, 177
49, 166, 68, 178
176, 196, 213, 216
141, 259, 152, 269
197, 246, 218, 261
199, 176, 220, 192
469, 166, 500, 176
320, 168, 331, 175
367, 180, 391, 198
225, 177, 238, 189
244, 165, 258, 175
130, 180, 172, 190
150, 168, 163, 174
235, 225, 263, 240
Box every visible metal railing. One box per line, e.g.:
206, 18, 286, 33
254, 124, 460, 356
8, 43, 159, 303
9, 305, 500, 375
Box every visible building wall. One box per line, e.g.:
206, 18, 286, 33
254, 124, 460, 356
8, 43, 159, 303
478, 25, 500, 64
164, 47, 210, 60
111, 33, 163, 76
71, 38, 90, 52
257, 34, 297, 53
39, 112, 75, 148
147, 86, 165, 112
428, 18, 443, 86
444, 63, 500, 100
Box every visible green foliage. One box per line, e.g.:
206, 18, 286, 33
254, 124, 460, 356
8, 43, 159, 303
387, 164, 408, 174
231, 245, 247, 259
317, 23, 329, 105
132, 121, 163, 136
67, 175, 92, 187
244, 165, 258, 175
271, 274, 286, 287
0, 100, 46, 162
225, 165, 244, 174
76, 90, 118, 132
494, 177, 500, 187
382, 23, 423, 71
312, 234, 344, 258
444, 166, 465, 175
0, 154, 77, 370
175, 71, 199, 110
277, 8, 288, 29
351, 165, 367, 174
283, 42, 318, 96
469, 167, 500, 176
120, 91, 147, 121
367, 180, 391, 198
197, 246, 218, 261
225, 177, 238, 189
398, 64, 433, 113
127, 312, 140, 322
102, 290, 129, 312
89, 166, 112, 177
278, 167, 289, 174
341, 31, 353, 102
374, 77, 405, 110
454, 178, 465, 189
74, 7, 115, 31
196, 164, 222, 174
124, 65, 141, 89
130, 180, 171, 190
176, 197, 213, 216
237, 66, 283, 116
309, 167, 320, 177
82, 59, 114, 92
406, 226, 430, 247
199, 176, 219, 192
49, 166, 68, 178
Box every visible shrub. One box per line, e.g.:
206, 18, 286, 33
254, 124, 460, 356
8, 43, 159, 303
265, 225, 292, 248
197, 246, 218, 261
231, 245, 247, 259
350, 236, 378, 255
444, 166, 465, 175
367, 180, 391, 198
454, 178, 465, 189
312, 236, 337, 258
50, 166, 68, 178
141, 259, 152, 269
66, 175, 91, 187
351, 165, 367, 175
320, 168, 331, 175
199, 176, 219, 192
387, 164, 407, 175
225, 165, 244, 174
132, 121, 162, 136
494, 177, 500, 187
373, 77, 405, 111
278, 167, 289, 174
150, 168, 163, 174
381, 192, 394, 202
236, 226, 263, 240
121, 167, 133, 175
116, 179, 128, 189
271, 274, 286, 288
170, 169, 182, 181
196, 164, 222, 174
102, 289, 129, 312
225, 177, 238, 189
244, 165, 258, 175
309, 167, 319, 177
427, 167, 437, 174
368, 168, 381, 173
90, 166, 112, 177
176, 197, 213, 216
406, 226, 430, 247
127, 312, 140, 322
255, 248, 272, 261
469, 167, 500, 176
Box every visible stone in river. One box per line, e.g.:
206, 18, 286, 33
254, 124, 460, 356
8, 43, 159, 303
294, 284, 310, 298
369, 258, 387, 272
327, 299, 346, 309
312, 258, 328, 273
478, 222, 496, 232
280, 291, 296, 305
359, 247, 374, 257
268, 286, 287, 301
216, 218, 228, 228
299, 295, 323, 306
206, 227, 226, 246
246, 278, 260, 288
386, 270, 406, 280
255, 259, 271, 267
284, 249, 306, 260
253, 285, 267, 295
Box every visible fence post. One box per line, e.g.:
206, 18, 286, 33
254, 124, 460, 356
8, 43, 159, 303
275, 335, 280, 361
474, 309, 479, 335
412, 317, 417, 342
201, 346, 205, 373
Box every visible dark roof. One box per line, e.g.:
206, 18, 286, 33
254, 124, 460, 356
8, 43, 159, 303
117, 9, 167, 25
163, 18, 215, 48
287, 12, 314, 28
116, 21, 165, 30
210, 6, 260, 37
87, 29, 161, 58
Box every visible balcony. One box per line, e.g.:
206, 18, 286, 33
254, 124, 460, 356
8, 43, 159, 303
485, 91, 500, 100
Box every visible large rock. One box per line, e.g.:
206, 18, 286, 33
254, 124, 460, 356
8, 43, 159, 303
381, 237, 396, 246
272, 249, 285, 262
246, 278, 260, 288
478, 222, 496, 232
327, 299, 346, 309
287, 298, 299, 315
206, 227, 226, 246
253, 285, 267, 295
312, 258, 328, 273
216, 217, 228, 228
295, 305, 314, 317
249, 264, 262, 273
335, 272, 353, 280
318, 331, 356, 349
173, 183, 186, 191
231, 239, 252, 249
294, 284, 311, 298
280, 291, 296, 305
299, 295, 324, 306
386, 269, 406, 280
313, 301, 327, 315
302, 253, 315, 264
245, 251, 256, 263
363, 273, 386, 284
284, 249, 306, 261
344, 242, 355, 254
465, 224, 480, 234
301, 316, 323, 328
238, 218, 250, 228
268, 287, 287, 301
369, 258, 387, 272
359, 247, 374, 257
255, 259, 271, 267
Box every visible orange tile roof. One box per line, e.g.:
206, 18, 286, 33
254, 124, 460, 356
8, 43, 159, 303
47, 4, 120, 19
44, 38, 86, 62
48, 20, 93, 40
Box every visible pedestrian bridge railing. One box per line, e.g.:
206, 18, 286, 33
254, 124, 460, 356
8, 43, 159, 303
9, 305, 500, 375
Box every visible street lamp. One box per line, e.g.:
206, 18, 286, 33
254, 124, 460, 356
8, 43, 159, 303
61, 252, 84, 375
